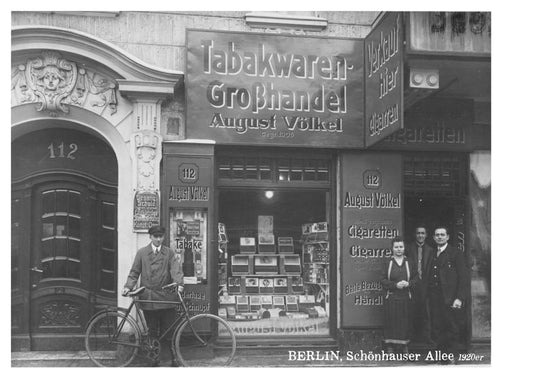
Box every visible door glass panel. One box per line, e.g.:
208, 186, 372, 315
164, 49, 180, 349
69, 191, 81, 216
54, 259, 67, 277
42, 221, 55, 238
42, 260, 54, 279
102, 228, 115, 250
55, 238, 68, 258
102, 202, 116, 228
69, 216, 80, 239
55, 190, 68, 213
101, 250, 114, 271
100, 271, 114, 292
41, 239, 54, 259
11, 198, 21, 290
55, 216, 68, 237
99, 200, 117, 293
67, 260, 81, 280
69, 239, 80, 260
42, 191, 55, 215
39, 189, 83, 281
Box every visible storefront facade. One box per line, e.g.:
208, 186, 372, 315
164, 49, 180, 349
11, 11, 490, 352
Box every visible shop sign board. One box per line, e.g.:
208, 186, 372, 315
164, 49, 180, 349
220, 317, 329, 336
340, 152, 403, 327
166, 155, 213, 206
133, 191, 160, 231
364, 12, 404, 147
374, 98, 474, 151
186, 29, 365, 148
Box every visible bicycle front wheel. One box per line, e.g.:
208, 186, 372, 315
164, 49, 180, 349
85, 311, 141, 367
174, 314, 236, 367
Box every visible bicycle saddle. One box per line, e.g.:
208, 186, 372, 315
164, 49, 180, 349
128, 287, 146, 297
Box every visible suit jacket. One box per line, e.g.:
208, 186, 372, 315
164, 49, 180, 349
125, 244, 184, 310
405, 242, 434, 281
422, 244, 468, 306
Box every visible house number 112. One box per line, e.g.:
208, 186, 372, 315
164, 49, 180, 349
48, 142, 78, 160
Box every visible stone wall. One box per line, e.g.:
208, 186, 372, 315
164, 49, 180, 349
12, 11, 378, 71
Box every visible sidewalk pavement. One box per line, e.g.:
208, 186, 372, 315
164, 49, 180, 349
11, 343, 490, 367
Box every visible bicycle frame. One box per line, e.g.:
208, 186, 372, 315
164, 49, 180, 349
105, 291, 208, 348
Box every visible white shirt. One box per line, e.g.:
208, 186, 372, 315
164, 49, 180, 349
437, 243, 448, 257
151, 244, 161, 254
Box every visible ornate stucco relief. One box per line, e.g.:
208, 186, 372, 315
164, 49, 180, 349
11, 51, 118, 116
132, 131, 161, 191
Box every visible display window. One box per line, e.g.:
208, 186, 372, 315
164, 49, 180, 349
217, 189, 330, 337
169, 208, 208, 283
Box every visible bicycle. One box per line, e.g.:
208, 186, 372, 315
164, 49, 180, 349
84, 283, 236, 367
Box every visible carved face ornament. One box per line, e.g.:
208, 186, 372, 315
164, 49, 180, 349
40, 66, 65, 91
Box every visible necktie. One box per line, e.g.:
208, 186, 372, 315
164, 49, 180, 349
417, 245, 423, 279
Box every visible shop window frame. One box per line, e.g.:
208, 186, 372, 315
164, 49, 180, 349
216, 148, 333, 189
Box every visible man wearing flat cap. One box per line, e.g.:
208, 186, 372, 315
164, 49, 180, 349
122, 225, 184, 366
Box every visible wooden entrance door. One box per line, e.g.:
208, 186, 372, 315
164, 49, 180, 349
17, 178, 118, 350
12, 127, 119, 350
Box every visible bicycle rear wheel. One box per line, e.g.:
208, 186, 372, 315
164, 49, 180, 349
173, 314, 236, 367
85, 310, 141, 367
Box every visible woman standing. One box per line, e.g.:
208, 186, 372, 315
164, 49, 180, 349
381, 236, 419, 353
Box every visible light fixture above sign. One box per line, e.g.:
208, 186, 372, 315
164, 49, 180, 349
245, 12, 327, 31
409, 68, 439, 89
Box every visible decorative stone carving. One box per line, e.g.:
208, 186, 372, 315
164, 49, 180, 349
39, 301, 81, 327
133, 131, 160, 191
11, 51, 117, 116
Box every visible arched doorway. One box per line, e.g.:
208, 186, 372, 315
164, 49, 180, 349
12, 126, 118, 350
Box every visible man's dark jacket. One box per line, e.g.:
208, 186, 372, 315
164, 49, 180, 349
125, 244, 184, 310
421, 244, 468, 306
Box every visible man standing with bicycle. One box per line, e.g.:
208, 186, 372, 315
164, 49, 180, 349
122, 225, 184, 367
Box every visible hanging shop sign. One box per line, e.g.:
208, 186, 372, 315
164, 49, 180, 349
186, 29, 365, 148
340, 152, 403, 328
364, 12, 404, 147
133, 191, 160, 231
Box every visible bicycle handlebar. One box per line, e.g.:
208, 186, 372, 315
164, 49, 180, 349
127, 286, 146, 297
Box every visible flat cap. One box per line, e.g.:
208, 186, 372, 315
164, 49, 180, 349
148, 225, 166, 236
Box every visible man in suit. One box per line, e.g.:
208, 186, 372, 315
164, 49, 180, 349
424, 226, 467, 363
406, 226, 433, 344
122, 225, 184, 366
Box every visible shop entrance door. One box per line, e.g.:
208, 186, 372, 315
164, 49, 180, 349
402, 153, 470, 348
403, 153, 468, 249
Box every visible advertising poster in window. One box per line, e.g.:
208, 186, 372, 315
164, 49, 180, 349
169, 208, 208, 283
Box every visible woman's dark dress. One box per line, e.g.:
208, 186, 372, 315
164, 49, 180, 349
381, 256, 418, 345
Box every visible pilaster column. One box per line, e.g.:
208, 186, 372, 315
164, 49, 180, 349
117, 79, 174, 309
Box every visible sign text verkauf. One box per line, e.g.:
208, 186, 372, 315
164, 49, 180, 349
365, 13, 404, 147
